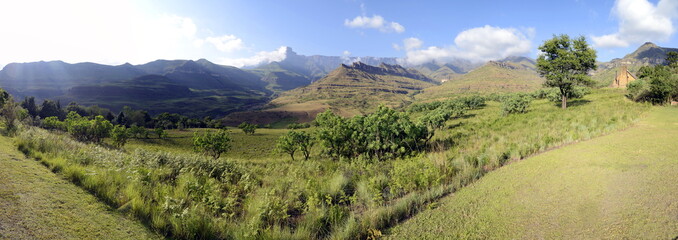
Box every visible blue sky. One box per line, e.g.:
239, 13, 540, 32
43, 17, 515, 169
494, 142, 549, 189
1, 0, 677, 67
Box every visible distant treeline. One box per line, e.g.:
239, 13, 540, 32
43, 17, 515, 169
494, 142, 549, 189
20, 96, 224, 129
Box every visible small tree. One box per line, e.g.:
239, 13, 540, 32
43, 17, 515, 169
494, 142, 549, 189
110, 125, 130, 148
275, 131, 298, 161
275, 131, 314, 161
536, 34, 597, 109
193, 129, 232, 160
0, 94, 20, 136
154, 127, 167, 139
238, 122, 257, 135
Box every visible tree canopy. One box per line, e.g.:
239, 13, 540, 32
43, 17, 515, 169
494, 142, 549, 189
536, 34, 597, 109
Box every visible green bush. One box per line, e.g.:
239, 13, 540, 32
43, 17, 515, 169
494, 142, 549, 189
193, 129, 232, 160
110, 125, 130, 148
501, 94, 532, 115
42, 116, 66, 131
64, 112, 113, 143
238, 122, 257, 135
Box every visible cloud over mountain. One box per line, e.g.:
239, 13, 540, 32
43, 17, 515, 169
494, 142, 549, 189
205, 35, 244, 52
344, 15, 405, 33
403, 25, 533, 65
593, 0, 678, 48
217, 46, 289, 67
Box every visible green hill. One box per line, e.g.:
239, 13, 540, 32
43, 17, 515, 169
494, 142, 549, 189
271, 62, 436, 116
417, 58, 543, 101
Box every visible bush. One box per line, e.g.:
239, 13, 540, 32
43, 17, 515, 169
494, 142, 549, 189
193, 129, 232, 160
544, 87, 591, 103
238, 122, 257, 135
42, 116, 66, 131
315, 106, 428, 161
501, 94, 532, 115
110, 125, 130, 148
64, 112, 113, 143
626, 79, 650, 102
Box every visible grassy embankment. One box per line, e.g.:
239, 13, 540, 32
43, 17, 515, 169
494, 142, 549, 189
387, 106, 678, 239
14, 88, 650, 239
0, 134, 160, 239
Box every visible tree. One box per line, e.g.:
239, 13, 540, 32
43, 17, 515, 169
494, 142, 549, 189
20, 96, 38, 118
110, 125, 130, 148
154, 127, 167, 139
275, 131, 314, 161
536, 34, 597, 109
114, 111, 127, 126
0, 93, 21, 136
667, 51, 678, 67
193, 129, 232, 160
238, 122, 257, 135
39, 99, 64, 119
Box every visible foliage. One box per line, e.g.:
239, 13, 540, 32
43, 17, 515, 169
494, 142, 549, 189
315, 106, 428, 160
193, 129, 232, 160
1, 94, 21, 136
275, 130, 314, 160
537, 34, 597, 109
42, 116, 66, 131
63, 112, 113, 143
39, 99, 64, 119
110, 125, 130, 148
154, 127, 167, 139
13, 89, 650, 240
128, 125, 149, 138
238, 121, 257, 135
501, 94, 532, 115
629, 64, 678, 105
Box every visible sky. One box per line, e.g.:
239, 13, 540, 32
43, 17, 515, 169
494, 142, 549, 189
1, 0, 678, 68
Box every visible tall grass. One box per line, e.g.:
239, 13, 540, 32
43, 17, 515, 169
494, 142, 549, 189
15, 88, 649, 239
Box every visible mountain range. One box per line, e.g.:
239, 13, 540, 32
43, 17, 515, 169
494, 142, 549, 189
0, 42, 673, 121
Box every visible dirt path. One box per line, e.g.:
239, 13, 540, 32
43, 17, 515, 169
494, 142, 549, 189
387, 107, 678, 239
0, 135, 161, 239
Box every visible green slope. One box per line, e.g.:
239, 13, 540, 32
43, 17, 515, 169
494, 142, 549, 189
417, 60, 543, 101
387, 107, 678, 239
271, 62, 436, 116
0, 135, 160, 239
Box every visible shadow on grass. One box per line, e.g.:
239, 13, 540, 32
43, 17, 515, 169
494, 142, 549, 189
552, 99, 591, 108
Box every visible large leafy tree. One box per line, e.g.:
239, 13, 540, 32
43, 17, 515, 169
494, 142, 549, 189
537, 34, 597, 109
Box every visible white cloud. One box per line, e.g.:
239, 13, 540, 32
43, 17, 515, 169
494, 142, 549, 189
592, 0, 678, 48
403, 25, 533, 65
344, 15, 405, 33
205, 35, 244, 52
0, 0, 261, 67
403, 37, 423, 51
217, 46, 289, 68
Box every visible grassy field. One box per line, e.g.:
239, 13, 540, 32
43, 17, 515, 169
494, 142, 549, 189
0, 134, 160, 239
11, 88, 652, 239
386, 106, 678, 239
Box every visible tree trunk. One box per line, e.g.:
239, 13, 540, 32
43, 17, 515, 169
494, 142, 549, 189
561, 94, 567, 109
290, 152, 295, 161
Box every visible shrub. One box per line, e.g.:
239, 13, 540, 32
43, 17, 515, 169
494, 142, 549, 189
42, 116, 66, 131
110, 125, 130, 148
64, 112, 113, 143
193, 129, 232, 160
501, 94, 532, 115
238, 122, 257, 135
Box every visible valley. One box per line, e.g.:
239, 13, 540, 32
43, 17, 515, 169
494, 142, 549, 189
1, 39, 677, 240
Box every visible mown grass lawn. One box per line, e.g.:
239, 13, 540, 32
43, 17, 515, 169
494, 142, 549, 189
0, 135, 161, 240
386, 106, 678, 239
